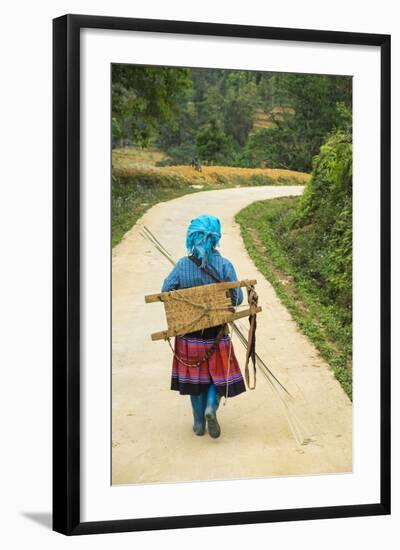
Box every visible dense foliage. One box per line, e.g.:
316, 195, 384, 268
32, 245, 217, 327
296, 129, 352, 307
112, 65, 191, 148
112, 65, 352, 172
241, 76, 352, 172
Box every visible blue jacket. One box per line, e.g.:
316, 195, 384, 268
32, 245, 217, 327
161, 250, 243, 306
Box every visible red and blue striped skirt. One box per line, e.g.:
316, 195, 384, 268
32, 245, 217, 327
170, 333, 246, 397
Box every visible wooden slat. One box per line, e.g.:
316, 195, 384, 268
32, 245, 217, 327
144, 279, 257, 303
230, 306, 262, 321
150, 306, 262, 341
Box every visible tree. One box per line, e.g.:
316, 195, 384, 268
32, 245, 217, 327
224, 81, 258, 147
196, 121, 234, 164
112, 65, 191, 147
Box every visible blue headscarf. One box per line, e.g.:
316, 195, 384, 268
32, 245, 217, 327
186, 214, 221, 266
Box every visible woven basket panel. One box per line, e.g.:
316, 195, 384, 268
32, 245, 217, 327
163, 285, 233, 335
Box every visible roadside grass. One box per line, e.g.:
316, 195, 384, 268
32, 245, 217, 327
112, 175, 199, 247
112, 152, 309, 247
112, 173, 303, 248
236, 197, 352, 399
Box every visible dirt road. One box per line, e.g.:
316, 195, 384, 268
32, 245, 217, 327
112, 186, 352, 485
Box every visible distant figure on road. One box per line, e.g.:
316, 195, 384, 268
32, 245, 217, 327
161, 215, 245, 439
190, 157, 202, 172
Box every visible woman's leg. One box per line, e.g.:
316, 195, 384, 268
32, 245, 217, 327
190, 392, 206, 436
205, 382, 221, 438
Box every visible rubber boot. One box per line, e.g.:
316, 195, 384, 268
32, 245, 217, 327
205, 383, 221, 439
201, 388, 208, 418
190, 394, 206, 436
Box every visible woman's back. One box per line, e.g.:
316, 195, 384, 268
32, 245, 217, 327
161, 249, 243, 306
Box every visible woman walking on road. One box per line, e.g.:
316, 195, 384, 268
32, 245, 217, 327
161, 214, 246, 439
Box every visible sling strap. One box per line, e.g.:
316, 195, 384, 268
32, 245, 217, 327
188, 255, 257, 390
244, 286, 257, 390
188, 254, 222, 284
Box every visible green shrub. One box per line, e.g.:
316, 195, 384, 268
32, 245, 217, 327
295, 130, 352, 309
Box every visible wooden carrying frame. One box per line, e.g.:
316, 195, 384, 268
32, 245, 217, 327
145, 280, 261, 341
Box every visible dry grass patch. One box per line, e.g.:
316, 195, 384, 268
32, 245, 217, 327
113, 147, 167, 169
113, 163, 310, 186
253, 110, 276, 129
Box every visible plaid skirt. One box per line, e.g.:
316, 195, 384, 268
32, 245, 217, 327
170, 333, 246, 397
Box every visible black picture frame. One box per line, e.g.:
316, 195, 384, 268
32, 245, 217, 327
53, 14, 391, 535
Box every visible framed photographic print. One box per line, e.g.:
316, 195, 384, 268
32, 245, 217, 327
53, 14, 391, 535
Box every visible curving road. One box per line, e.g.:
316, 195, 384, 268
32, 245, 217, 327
112, 186, 352, 485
